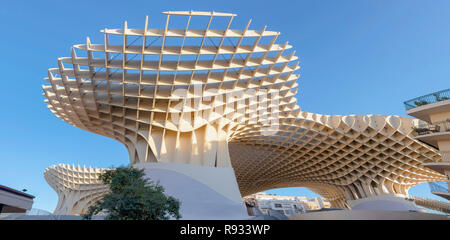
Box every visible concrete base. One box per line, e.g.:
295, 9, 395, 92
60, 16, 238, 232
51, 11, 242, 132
348, 194, 423, 212
133, 162, 250, 220
289, 210, 449, 220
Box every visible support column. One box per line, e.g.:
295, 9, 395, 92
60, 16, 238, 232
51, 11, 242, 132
133, 162, 250, 220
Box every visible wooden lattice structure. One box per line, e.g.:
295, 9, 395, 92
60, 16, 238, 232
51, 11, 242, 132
43, 11, 446, 210
44, 164, 109, 215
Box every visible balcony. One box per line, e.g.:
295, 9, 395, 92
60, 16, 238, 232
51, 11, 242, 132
404, 88, 450, 110
412, 120, 450, 148
413, 120, 450, 136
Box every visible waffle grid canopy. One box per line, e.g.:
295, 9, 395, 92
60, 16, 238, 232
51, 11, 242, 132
43, 11, 446, 208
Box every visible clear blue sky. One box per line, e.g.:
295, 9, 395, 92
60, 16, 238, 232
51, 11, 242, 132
0, 0, 449, 212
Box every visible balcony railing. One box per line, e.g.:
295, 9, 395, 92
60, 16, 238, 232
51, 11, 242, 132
404, 88, 450, 110
412, 119, 450, 136
429, 182, 449, 193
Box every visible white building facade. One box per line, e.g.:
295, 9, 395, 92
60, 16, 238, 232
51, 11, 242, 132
245, 192, 331, 217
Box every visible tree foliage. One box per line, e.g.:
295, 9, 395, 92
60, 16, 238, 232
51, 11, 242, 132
82, 166, 181, 220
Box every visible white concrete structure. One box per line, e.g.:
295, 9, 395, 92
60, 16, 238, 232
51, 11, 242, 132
289, 210, 449, 220
134, 162, 248, 219
347, 194, 423, 212
42, 11, 446, 218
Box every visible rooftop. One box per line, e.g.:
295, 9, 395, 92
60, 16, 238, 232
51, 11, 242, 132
0, 185, 35, 199
404, 88, 450, 110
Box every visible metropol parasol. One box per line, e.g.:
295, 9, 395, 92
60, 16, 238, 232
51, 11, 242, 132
42, 11, 445, 219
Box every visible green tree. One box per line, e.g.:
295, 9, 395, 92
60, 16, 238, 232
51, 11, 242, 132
82, 166, 181, 220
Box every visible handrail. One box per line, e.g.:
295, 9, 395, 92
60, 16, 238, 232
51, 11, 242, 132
404, 88, 450, 110
412, 119, 450, 136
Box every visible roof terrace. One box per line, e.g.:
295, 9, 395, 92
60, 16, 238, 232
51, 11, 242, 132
404, 88, 450, 110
